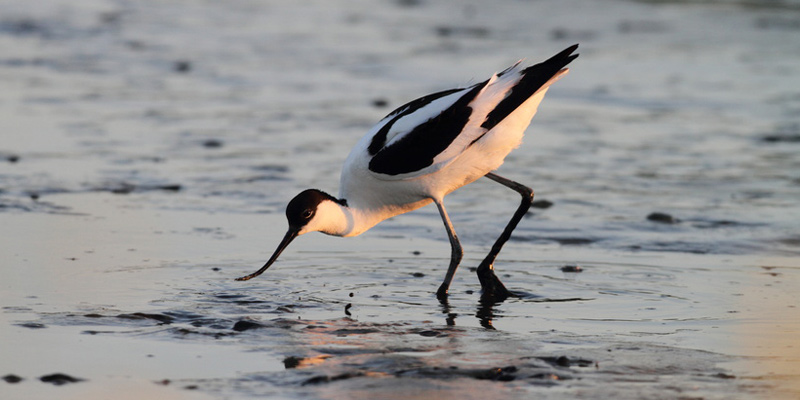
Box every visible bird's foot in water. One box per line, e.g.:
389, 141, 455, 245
477, 266, 512, 303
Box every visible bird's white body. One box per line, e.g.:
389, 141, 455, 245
312, 65, 569, 237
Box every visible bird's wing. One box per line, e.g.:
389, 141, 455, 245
367, 44, 579, 181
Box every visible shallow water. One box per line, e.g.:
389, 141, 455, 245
2, 0, 800, 399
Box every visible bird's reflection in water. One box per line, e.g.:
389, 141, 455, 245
438, 295, 505, 330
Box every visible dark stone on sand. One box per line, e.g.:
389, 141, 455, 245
539, 356, 594, 368
411, 272, 425, 277
344, 303, 352, 316
40, 373, 84, 385
474, 366, 517, 381
418, 330, 442, 337
647, 212, 679, 224
109, 183, 181, 194
714, 372, 736, 379
553, 237, 595, 245
232, 320, 264, 332
283, 356, 303, 369
372, 98, 389, 108
411, 250, 421, 255
16, 322, 46, 329
174, 60, 191, 73
6, 154, 19, 163
110, 183, 135, 194
531, 199, 553, 209
157, 184, 182, 191
561, 265, 583, 273
117, 312, 174, 324
1, 18, 46, 36
202, 139, 223, 148
761, 134, 800, 143
302, 372, 363, 385
2, 374, 23, 383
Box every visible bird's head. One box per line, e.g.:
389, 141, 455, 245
235, 189, 346, 281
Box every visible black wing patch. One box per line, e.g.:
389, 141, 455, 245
368, 87, 463, 156
368, 80, 489, 176
481, 44, 578, 131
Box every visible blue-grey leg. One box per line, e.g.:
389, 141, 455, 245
433, 198, 463, 300
477, 172, 534, 300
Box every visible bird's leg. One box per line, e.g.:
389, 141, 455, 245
433, 198, 463, 301
477, 172, 534, 301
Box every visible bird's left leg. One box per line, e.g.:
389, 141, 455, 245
477, 172, 534, 300
433, 198, 463, 301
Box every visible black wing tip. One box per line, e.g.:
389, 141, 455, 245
549, 43, 580, 65
521, 43, 579, 75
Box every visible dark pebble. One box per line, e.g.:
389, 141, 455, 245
40, 373, 84, 385
156, 184, 182, 192
6, 154, 20, 163
411, 250, 421, 255
418, 330, 441, 337
561, 265, 583, 273
531, 200, 553, 209
349, 292, 354, 297
761, 134, 800, 143
111, 183, 136, 194
475, 366, 517, 381
647, 212, 679, 224
2, 374, 23, 383
117, 312, 174, 324
232, 320, 264, 332
202, 139, 224, 148
302, 372, 363, 386
344, 303, 352, 316
540, 356, 594, 368
16, 322, 46, 329
371, 98, 389, 108
211, 267, 220, 271
174, 60, 191, 73
283, 356, 303, 369
411, 272, 425, 278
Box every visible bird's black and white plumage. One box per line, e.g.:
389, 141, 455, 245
237, 44, 579, 301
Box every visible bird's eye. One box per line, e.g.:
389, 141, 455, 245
302, 209, 313, 219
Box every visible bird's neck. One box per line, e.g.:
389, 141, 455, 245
316, 199, 382, 238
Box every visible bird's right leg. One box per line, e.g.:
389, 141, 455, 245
433, 198, 463, 301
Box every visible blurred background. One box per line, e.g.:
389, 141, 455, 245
1, 0, 799, 399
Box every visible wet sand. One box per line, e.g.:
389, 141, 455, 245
2, 0, 800, 399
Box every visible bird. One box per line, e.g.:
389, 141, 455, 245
236, 44, 579, 302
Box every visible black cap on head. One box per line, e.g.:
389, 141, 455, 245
286, 189, 335, 229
